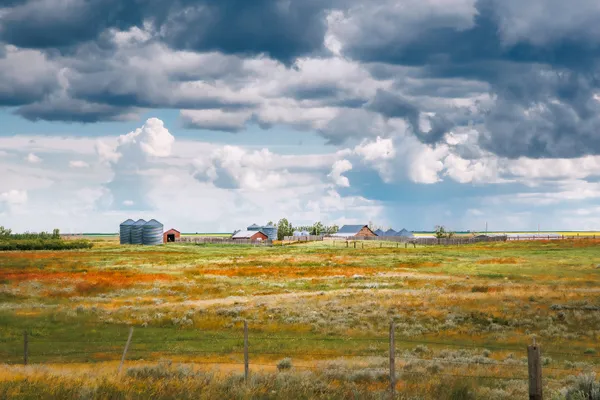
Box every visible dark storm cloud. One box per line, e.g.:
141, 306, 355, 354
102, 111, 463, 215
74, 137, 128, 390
0, 0, 335, 63
159, 0, 333, 64
15, 98, 138, 123
335, 0, 600, 157
367, 89, 452, 144
0, 0, 145, 49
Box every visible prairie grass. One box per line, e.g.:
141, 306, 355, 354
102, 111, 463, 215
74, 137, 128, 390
0, 239, 599, 397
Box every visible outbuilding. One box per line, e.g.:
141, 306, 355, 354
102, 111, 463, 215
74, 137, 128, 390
163, 229, 181, 243
330, 225, 377, 238
232, 230, 268, 241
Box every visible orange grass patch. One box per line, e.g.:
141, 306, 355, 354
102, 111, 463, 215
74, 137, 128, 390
396, 262, 441, 268
0, 270, 174, 296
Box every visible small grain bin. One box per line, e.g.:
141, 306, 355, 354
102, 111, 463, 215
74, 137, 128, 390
119, 219, 135, 245
143, 219, 164, 246
247, 223, 261, 231
261, 223, 277, 241
131, 219, 146, 245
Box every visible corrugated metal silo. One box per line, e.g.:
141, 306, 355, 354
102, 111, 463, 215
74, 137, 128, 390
261, 223, 277, 241
119, 219, 135, 245
247, 223, 261, 231
143, 219, 164, 246
131, 219, 146, 245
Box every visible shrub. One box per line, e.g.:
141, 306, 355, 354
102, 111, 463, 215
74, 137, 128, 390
584, 348, 596, 355
126, 360, 203, 379
471, 286, 489, 293
563, 373, 600, 400
0, 239, 92, 251
277, 358, 293, 371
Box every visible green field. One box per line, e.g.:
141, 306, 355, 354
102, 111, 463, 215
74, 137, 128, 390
0, 238, 599, 398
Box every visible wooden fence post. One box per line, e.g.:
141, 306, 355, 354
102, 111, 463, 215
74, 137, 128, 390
244, 320, 249, 382
354, 242, 356, 249
117, 327, 134, 375
389, 320, 395, 399
527, 340, 543, 400
346, 241, 348, 248
23, 331, 28, 366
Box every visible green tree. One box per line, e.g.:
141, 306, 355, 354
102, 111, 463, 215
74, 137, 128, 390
0, 226, 11, 237
311, 221, 325, 235
434, 225, 447, 239
326, 224, 339, 234
277, 218, 293, 240
435, 225, 454, 241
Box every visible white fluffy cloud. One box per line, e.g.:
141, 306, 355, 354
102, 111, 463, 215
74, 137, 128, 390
25, 153, 41, 163
0, 190, 28, 205
69, 160, 89, 168
328, 159, 353, 187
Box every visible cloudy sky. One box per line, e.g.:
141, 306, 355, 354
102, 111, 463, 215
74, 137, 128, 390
1, 0, 600, 233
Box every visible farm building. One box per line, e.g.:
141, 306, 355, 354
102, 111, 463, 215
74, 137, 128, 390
232, 230, 268, 241
119, 219, 164, 246
293, 230, 310, 237
330, 225, 377, 238
396, 229, 414, 238
383, 229, 397, 237
374, 229, 384, 236
163, 229, 180, 243
246, 223, 278, 240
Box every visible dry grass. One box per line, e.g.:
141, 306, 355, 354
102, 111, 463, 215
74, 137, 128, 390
0, 239, 599, 398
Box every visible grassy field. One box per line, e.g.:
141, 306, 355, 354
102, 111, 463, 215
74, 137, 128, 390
0, 239, 599, 399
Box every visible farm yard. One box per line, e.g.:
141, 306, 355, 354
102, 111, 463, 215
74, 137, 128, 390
1, 238, 600, 399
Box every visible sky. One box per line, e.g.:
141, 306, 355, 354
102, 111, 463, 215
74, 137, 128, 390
2, 0, 600, 233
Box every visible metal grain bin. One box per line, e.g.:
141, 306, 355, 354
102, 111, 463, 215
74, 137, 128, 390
261, 223, 277, 241
119, 219, 135, 245
247, 223, 261, 231
142, 219, 164, 246
131, 219, 147, 245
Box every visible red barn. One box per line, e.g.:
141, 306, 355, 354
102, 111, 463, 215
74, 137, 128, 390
163, 229, 181, 243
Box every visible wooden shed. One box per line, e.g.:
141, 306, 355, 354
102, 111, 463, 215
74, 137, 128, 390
163, 229, 181, 243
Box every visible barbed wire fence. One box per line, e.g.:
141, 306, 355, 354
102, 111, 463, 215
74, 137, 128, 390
3, 322, 600, 398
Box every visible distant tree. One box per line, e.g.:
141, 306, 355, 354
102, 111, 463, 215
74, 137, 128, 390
435, 225, 455, 241
52, 229, 60, 239
326, 224, 339, 234
0, 226, 11, 237
311, 221, 325, 235
277, 219, 293, 240
434, 225, 447, 239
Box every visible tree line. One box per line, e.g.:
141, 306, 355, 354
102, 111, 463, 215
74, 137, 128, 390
275, 219, 339, 240
0, 226, 92, 251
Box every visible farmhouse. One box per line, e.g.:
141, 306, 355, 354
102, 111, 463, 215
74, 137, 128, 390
163, 228, 180, 243
374, 229, 384, 236
232, 230, 268, 241
331, 225, 377, 238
